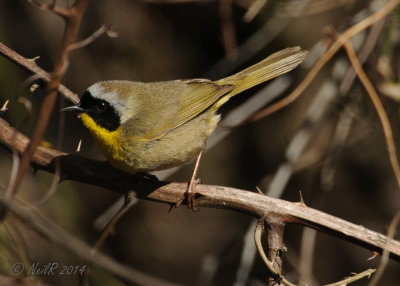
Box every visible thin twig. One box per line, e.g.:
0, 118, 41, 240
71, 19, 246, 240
0, 42, 79, 104
324, 269, 376, 286
93, 192, 136, 250
27, 0, 71, 18
248, 0, 400, 122
343, 40, 400, 189
219, 0, 238, 56
278, 0, 356, 17
243, 0, 268, 23
67, 24, 116, 53
298, 19, 385, 285
204, 0, 310, 79
0, 191, 180, 286
234, 15, 382, 282
7, 0, 90, 199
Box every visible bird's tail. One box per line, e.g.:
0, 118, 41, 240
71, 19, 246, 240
214, 46, 308, 108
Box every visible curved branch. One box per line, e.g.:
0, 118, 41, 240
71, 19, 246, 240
1, 117, 399, 262
0, 42, 79, 104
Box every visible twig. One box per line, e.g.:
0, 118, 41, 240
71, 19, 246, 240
0, 41, 78, 104
1, 118, 400, 262
219, 0, 238, 56
233, 15, 383, 282
234, 220, 258, 286
325, 269, 376, 286
369, 210, 400, 286
266, 80, 336, 198
0, 191, 180, 286
343, 40, 400, 189
265, 218, 287, 286
248, 0, 400, 122
243, 0, 268, 23
6, 0, 90, 200
93, 192, 136, 250
321, 18, 385, 193
204, 0, 310, 79
277, 0, 356, 17
254, 218, 295, 286
27, 0, 71, 18
297, 19, 385, 284
298, 227, 318, 284
67, 24, 116, 52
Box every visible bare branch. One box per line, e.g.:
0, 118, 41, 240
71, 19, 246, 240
0, 117, 399, 262
248, 0, 400, 122
67, 25, 117, 52
0, 42, 79, 104
27, 0, 71, 19
254, 219, 295, 286
0, 191, 180, 286
325, 269, 376, 286
7, 0, 90, 200
343, 40, 400, 189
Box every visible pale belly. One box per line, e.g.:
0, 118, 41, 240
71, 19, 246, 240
106, 111, 220, 174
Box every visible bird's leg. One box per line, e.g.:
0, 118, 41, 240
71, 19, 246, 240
176, 151, 203, 210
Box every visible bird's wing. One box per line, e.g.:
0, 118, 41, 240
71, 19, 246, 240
174, 79, 234, 129
123, 80, 234, 141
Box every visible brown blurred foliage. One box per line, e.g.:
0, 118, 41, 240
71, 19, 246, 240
0, 0, 399, 285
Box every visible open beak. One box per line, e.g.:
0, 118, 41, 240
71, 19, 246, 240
60, 105, 85, 112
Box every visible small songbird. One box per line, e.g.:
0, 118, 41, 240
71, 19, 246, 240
62, 47, 307, 207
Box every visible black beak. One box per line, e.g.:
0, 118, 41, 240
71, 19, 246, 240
60, 105, 85, 112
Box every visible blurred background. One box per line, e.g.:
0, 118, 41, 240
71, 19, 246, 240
0, 0, 400, 285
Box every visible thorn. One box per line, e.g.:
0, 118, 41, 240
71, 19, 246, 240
168, 204, 175, 213
30, 83, 39, 93
299, 190, 307, 206
105, 24, 118, 38
256, 186, 263, 194
28, 56, 40, 63
1, 100, 9, 112
123, 191, 136, 207
76, 139, 82, 152
367, 251, 380, 261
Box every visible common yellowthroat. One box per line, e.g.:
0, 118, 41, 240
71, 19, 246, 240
63, 47, 307, 196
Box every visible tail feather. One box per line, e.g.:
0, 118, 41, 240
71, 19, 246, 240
214, 47, 308, 107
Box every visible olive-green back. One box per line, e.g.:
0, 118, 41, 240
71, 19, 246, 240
120, 46, 307, 141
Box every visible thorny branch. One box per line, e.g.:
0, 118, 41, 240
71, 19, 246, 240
1, 1, 400, 284
0, 42, 78, 104
0, 118, 399, 265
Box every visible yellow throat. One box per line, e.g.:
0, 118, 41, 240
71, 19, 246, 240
80, 113, 123, 161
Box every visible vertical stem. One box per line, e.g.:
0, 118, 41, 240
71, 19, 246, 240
7, 0, 90, 198
266, 218, 285, 285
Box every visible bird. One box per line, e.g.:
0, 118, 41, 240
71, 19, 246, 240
62, 46, 307, 208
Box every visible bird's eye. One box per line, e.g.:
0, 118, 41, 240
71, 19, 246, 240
98, 101, 107, 110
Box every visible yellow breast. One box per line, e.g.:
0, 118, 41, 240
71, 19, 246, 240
80, 113, 124, 162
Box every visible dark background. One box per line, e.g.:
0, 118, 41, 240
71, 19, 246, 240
0, 0, 399, 285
